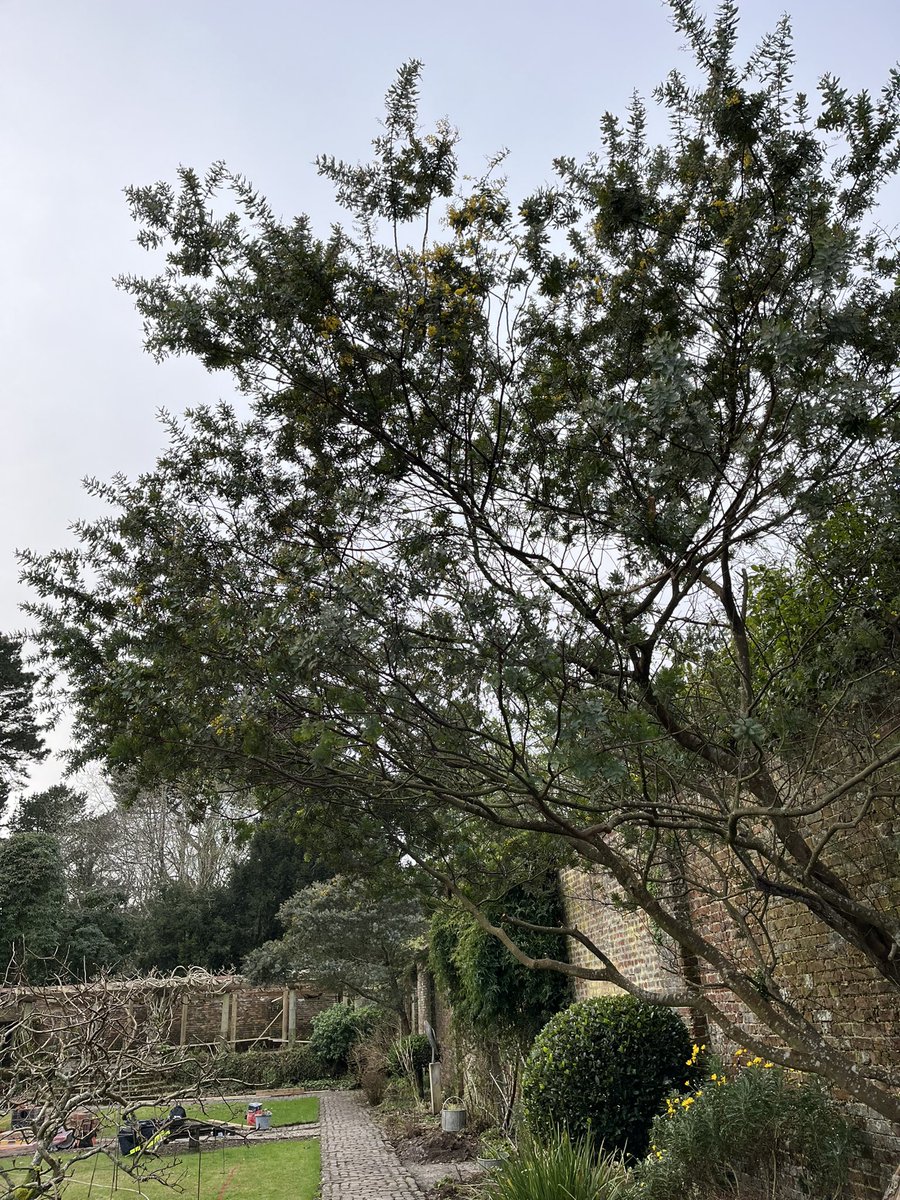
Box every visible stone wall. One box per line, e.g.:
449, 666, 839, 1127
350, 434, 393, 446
414, 961, 460, 1097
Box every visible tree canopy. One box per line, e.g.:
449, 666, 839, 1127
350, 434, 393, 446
22, 2, 900, 1123
133, 821, 331, 972
244, 874, 424, 1028
11, 783, 87, 837
0, 633, 45, 817
0, 832, 66, 977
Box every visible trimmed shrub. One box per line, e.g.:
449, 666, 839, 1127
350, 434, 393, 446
630, 1057, 857, 1200
521, 997, 692, 1160
481, 1129, 627, 1200
205, 1043, 326, 1088
279, 1042, 327, 1084
309, 1002, 379, 1073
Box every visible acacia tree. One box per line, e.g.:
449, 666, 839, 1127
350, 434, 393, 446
22, 1, 900, 1133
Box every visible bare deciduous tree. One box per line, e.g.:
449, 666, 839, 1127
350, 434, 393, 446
0, 969, 225, 1200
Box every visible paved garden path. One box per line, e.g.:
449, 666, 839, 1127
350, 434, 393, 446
317, 1090, 426, 1200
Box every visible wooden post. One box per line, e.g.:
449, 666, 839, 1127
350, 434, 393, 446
287, 989, 297, 1043
179, 997, 189, 1046
219, 993, 230, 1044
229, 990, 239, 1048
281, 988, 289, 1044
428, 1062, 442, 1116
18, 1001, 34, 1050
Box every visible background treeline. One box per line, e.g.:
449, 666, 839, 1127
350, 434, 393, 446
0, 779, 330, 980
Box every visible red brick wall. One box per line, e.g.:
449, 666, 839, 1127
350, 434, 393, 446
687, 882, 900, 1198
561, 866, 683, 999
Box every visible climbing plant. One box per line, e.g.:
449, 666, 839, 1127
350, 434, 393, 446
430, 875, 571, 1043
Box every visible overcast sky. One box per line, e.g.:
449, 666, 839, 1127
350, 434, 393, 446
2, 0, 900, 788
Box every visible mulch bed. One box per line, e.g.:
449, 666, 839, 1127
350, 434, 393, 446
378, 1104, 485, 1197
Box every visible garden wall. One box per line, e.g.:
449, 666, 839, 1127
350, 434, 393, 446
560, 864, 900, 1199
414, 960, 460, 1095
0, 975, 335, 1050
559, 865, 707, 1040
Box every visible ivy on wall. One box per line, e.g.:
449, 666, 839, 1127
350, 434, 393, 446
429, 874, 572, 1045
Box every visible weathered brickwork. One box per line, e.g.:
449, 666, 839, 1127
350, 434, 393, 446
561, 867, 706, 1041
0, 977, 334, 1050
561, 867, 682, 999
688, 879, 900, 1197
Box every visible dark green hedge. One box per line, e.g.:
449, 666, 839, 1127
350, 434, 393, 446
201, 1043, 326, 1089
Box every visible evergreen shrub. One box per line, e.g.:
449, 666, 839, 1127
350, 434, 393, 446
430, 877, 571, 1044
206, 1043, 325, 1088
308, 1002, 378, 1073
388, 1033, 431, 1077
521, 996, 691, 1159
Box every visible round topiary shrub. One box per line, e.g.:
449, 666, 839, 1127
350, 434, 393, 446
521, 996, 692, 1160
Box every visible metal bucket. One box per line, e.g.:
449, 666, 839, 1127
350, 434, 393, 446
254, 1113, 272, 1131
440, 1099, 467, 1132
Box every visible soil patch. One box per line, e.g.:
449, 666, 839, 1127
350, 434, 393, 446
422, 1178, 482, 1200
394, 1128, 479, 1164
379, 1104, 482, 1193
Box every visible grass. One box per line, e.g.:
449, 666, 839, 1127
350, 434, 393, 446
118, 1094, 319, 1134
184, 1096, 319, 1126
6, 1139, 320, 1200
1, 1095, 319, 1139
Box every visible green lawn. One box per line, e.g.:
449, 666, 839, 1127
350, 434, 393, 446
1, 1095, 319, 1139
184, 1095, 319, 1127
60, 1139, 319, 1200
112, 1094, 319, 1133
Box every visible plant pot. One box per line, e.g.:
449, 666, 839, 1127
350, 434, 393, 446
477, 1156, 504, 1170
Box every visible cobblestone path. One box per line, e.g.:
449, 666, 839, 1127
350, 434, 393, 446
317, 1089, 426, 1200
